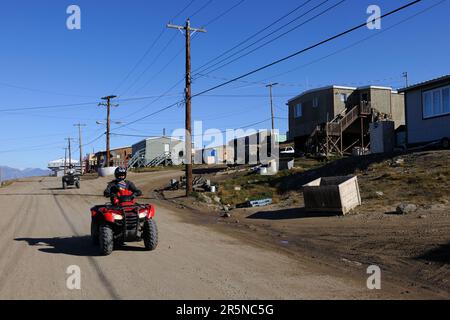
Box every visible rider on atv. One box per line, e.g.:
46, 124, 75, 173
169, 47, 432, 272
104, 167, 142, 206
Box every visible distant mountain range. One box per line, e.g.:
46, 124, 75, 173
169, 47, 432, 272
0, 166, 51, 181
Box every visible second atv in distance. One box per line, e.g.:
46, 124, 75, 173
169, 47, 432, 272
62, 167, 80, 189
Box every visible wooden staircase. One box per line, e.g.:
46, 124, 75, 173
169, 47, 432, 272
305, 102, 372, 156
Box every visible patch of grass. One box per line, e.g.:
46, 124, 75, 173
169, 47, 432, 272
0, 180, 14, 188
130, 165, 183, 173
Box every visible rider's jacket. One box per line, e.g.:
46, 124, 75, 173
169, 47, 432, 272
104, 180, 143, 206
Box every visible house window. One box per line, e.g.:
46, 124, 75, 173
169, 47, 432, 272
423, 85, 450, 118
313, 97, 319, 108
340, 93, 348, 102
295, 103, 302, 118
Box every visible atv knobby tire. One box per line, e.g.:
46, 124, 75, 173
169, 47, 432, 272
62, 181, 67, 189
143, 219, 158, 251
99, 223, 114, 256
91, 221, 99, 245
76, 181, 80, 189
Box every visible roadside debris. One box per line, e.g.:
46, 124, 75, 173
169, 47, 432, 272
341, 258, 363, 267
396, 203, 418, 215
303, 176, 361, 215
237, 198, 273, 208
375, 191, 384, 198
249, 198, 273, 207
168, 176, 217, 193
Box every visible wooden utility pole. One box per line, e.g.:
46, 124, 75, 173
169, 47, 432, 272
99, 96, 118, 167
167, 19, 206, 196
74, 123, 86, 174
64, 147, 68, 174
266, 83, 278, 132
65, 138, 73, 168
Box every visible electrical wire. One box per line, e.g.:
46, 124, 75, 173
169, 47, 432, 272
195, 0, 338, 76
112, 0, 197, 94
191, 0, 423, 99
193, 0, 316, 73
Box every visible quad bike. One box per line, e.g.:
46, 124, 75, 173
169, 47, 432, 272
62, 173, 80, 189
90, 195, 158, 256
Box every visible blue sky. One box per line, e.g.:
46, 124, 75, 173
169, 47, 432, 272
0, 0, 448, 169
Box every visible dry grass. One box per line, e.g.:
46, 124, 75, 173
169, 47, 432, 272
215, 157, 324, 206
130, 165, 184, 173
0, 180, 14, 188
359, 153, 450, 207
214, 150, 450, 209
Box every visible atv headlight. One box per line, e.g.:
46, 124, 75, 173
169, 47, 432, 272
138, 210, 148, 219
112, 213, 123, 221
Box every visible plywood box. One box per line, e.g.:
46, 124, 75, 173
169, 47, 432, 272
302, 176, 361, 215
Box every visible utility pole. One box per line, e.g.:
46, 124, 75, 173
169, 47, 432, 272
403, 72, 409, 88
266, 83, 278, 132
65, 138, 73, 168
167, 19, 206, 196
64, 147, 68, 174
74, 123, 86, 174
99, 96, 118, 168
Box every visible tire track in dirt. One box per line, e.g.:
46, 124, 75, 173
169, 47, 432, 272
48, 185, 121, 300
0, 195, 37, 291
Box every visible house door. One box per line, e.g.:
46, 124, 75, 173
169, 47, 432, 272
164, 144, 170, 154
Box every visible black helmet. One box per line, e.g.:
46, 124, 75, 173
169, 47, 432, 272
114, 167, 127, 180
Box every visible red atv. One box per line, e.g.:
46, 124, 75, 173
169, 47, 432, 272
90, 194, 158, 256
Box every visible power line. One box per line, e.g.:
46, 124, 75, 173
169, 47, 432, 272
111, 0, 422, 132
111, 117, 272, 139
129, 1, 245, 98
112, 0, 197, 94
122, 0, 247, 111
253, 1, 445, 87
0, 81, 95, 98
196, 0, 345, 77
117, 0, 213, 97
201, 0, 246, 27
119, 32, 181, 97
191, 0, 423, 98
189, 0, 214, 19
0, 101, 97, 113
193, 0, 315, 74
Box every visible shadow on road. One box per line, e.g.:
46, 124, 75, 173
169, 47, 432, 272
15, 236, 149, 256
247, 208, 337, 220
417, 242, 450, 264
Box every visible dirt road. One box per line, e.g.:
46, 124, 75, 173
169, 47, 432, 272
0, 174, 415, 299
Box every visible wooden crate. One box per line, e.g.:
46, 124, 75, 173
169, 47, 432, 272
302, 176, 361, 215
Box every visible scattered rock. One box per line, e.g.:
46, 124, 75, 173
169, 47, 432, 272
396, 203, 418, 215
390, 158, 405, 167
341, 258, 363, 267
375, 191, 384, 198
199, 194, 212, 204
222, 212, 231, 218
419, 215, 428, 219
213, 196, 221, 204
234, 186, 242, 191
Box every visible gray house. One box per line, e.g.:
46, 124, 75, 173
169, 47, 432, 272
287, 85, 405, 154
129, 136, 184, 168
399, 75, 450, 147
